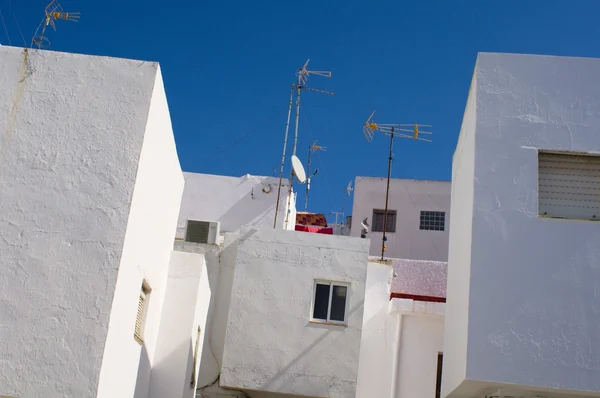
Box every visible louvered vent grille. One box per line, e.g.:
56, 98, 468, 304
539, 151, 600, 220
185, 220, 210, 243
134, 281, 151, 343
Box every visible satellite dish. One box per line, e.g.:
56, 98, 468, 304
291, 155, 307, 184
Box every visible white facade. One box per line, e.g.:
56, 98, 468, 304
445, 52, 600, 398
356, 258, 446, 398
220, 226, 370, 397
177, 172, 296, 235
350, 177, 451, 261
0, 46, 180, 398
148, 250, 211, 398
0, 46, 211, 398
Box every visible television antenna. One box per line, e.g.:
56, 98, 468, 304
32, 0, 80, 49
304, 140, 326, 211
362, 110, 432, 260
274, 59, 334, 229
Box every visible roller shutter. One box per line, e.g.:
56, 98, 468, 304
538, 151, 600, 220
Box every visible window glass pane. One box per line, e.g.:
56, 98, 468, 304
330, 285, 347, 322
313, 283, 330, 320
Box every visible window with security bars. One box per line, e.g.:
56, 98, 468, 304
420, 211, 445, 231
538, 151, 600, 220
185, 220, 210, 243
372, 209, 397, 232
134, 280, 151, 344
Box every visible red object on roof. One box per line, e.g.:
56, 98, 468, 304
296, 212, 328, 227
295, 225, 334, 235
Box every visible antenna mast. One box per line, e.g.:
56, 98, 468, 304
362, 110, 432, 260
32, 0, 80, 49
304, 140, 326, 211
273, 59, 334, 229
273, 85, 295, 228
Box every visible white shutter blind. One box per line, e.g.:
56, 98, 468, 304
538, 152, 600, 220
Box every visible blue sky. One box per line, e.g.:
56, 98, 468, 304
2, 0, 600, 221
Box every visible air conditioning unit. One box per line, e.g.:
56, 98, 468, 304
184, 220, 220, 245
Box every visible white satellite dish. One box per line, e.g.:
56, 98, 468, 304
291, 155, 307, 184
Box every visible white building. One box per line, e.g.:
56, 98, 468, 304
0, 46, 210, 398
220, 226, 370, 397
444, 52, 600, 398
177, 172, 296, 236
350, 177, 451, 261
173, 173, 370, 398
356, 258, 446, 398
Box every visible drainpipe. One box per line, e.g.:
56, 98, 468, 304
390, 312, 403, 398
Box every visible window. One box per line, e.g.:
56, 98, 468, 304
539, 151, 600, 220
134, 280, 151, 344
420, 211, 445, 231
372, 209, 397, 232
185, 220, 210, 243
435, 353, 443, 398
191, 326, 202, 386
311, 281, 349, 324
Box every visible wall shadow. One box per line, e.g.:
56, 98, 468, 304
133, 343, 151, 398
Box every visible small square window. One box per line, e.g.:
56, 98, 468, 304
420, 211, 445, 231
134, 280, 151, 344
311, 281, 349, 324
372, 209, 397, 233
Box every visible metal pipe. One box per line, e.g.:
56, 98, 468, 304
273, 85, 295, 228
284, 77, 303, 229
381, 130, 394, 260
305, 145, 311, 211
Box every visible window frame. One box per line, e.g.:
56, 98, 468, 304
371, 209, 397, 233
310, 280, 350, 326
419, 210, 446, 231
538, 150, 600, 220
134, 279, 152, 344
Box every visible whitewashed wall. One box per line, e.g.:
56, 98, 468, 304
442, 67, 476, 398
356, 259, 446, 398
178, 173, 295, 233
220, 227, 370, 397
350, 178, 450, 261
355, 261, 396, 398
178, 234, 239, 398
148, 250, 211, 398
97, 65, 184, 398
445, 52, 600, 398
0, 47, 178, 398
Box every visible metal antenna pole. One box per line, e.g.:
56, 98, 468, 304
284, 75, 303, 229
304, 141, 325, 212
381, 129, 394, 261
360, 110, 432, 260
330, 211, 344, 225
274, 85, 295, 228
305, 144, 311, 211
32, 0, 80, 49
275, 59, 333, 229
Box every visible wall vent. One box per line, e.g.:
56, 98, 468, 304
539, 151, 600, 220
